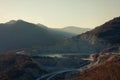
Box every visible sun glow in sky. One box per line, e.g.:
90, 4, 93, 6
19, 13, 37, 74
0, 0, 120, 28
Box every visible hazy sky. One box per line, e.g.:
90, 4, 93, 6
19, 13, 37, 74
0, 0, 120, 28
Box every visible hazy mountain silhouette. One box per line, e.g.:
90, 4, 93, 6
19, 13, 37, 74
53, 26, 91, 36
0, 20, 74, 53
61, 26, 91, 34
0, 16, 120, 54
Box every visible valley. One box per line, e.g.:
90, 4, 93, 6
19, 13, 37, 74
0, 0, 120, 80
0, 16, 120, 80
32, 54, 90, 80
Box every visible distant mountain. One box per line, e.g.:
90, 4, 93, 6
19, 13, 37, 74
54, 26, 91, 35
61, 26, 91, 34
19, 17, 120, 55
0, 20, 74, 53
36, 23, 48, 29
1, 16, 120, 54
0, 52, 47, 80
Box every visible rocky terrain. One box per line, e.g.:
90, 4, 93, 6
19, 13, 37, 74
0, 52, 47, 80
79, 17, 120, 52
74, 46, 120, 80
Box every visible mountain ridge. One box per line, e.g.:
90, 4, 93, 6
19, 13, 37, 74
70, 16, 120, 53
53, 26, 91, 35
0, 20, 74, 53
15, 16, 120, 55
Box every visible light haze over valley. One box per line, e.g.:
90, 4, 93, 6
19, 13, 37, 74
0, 0, 120, 80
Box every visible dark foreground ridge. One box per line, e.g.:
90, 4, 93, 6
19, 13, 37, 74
74, 46, 120, 80
0, 52, 47, 80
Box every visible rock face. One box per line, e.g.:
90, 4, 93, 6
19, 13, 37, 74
74, 55, 120, 80
74, 46, 120, 80
100, 46, 120, 54
79, 17, 120, 52
0, 53, 47, 80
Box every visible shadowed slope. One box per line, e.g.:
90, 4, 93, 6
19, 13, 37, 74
0, 52, 47, 80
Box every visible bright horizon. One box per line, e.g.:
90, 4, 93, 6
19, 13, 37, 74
0, 0, 120, 28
